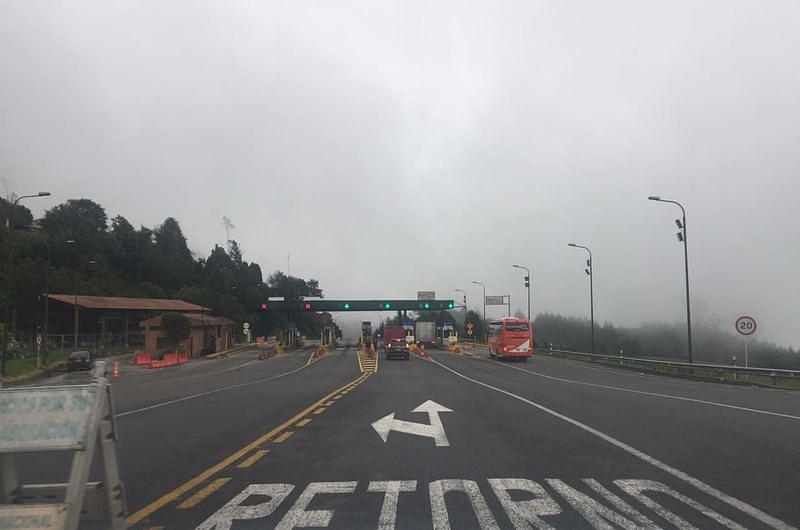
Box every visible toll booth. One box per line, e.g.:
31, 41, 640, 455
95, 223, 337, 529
440, 322, 455, 346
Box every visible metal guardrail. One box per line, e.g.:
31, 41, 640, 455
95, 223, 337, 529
542, 348, 800, 389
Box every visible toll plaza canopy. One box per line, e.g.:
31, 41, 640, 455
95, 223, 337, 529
259, 299, 455, 312
47, 295, 211, 312
44, 295, 213, 339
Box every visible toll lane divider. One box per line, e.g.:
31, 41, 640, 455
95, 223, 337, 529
409, 343, 429, 358
125, 372, 371, 526
206, 344, 252, 359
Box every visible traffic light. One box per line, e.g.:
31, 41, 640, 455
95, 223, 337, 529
423, 302, 430, 309
343, 303, 351, 310
384, 303, 391, 309
524, 276, 529, 288
261, 303, 267, 310
447, 302, 454, 309
304, 303, 312, 311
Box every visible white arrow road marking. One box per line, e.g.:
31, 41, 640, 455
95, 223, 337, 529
371, 400, 453, 447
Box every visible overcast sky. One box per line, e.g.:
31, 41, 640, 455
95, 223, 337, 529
2, 1, 798, 346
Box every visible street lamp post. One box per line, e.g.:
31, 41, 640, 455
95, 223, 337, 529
512, 264, 531, 324
2, 191, 51, 377
568, 243, 594, 355
454, 288, 467, 327
648, 195, 693, 363
471, 281, 486, 342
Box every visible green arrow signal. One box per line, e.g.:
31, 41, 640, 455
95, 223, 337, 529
423, 302, 430, 309
384, 303, 391, 309
344, 303, 350, 309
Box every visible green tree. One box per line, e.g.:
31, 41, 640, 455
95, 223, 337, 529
0, 197, 34, 231
464, 310, 485, 339
161, 313, 191, 352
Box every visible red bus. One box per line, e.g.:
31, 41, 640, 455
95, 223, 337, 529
487, 317, 533, 361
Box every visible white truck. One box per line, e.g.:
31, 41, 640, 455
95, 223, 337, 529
414, 321, 436, 349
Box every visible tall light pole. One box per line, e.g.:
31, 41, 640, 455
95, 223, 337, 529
512, 264, 531, 324
471, 281, 486, 342
454, 289, 467, 327
649, 195, 693, 363
2, 191, 51, 376
568, 243, 594, 355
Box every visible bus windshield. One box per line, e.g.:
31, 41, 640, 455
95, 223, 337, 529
505, 322, 530, 332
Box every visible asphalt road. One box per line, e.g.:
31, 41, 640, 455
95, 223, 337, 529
19, 345, 800, 529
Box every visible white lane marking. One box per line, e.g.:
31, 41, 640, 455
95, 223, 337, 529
275, 481, 357, 530
368, 480, 418, 530
429, 479, 499, 530
487, 478, 561, 529
194, 484, 294, 530
486, 357, 800, 421
428, 357, 796, 530
546, 479, 657, 529
371, 400, 452, 446
117, 363, 312, 418
615, 479, 747, 530
137, 358, 262, 387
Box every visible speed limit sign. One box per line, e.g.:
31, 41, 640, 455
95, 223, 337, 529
735, 316, 757, 336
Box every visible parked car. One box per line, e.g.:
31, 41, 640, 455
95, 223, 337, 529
66, 350, 93, 372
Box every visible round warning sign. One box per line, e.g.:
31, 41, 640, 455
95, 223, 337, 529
735, 316, 757, 336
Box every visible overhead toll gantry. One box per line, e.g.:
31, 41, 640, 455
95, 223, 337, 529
259, 300, 455, 312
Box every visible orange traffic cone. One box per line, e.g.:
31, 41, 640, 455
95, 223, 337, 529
112, 361, 120, 378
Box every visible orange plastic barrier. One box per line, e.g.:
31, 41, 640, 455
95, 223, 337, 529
149, 360, 166, 369
162, 353, 179, 366
134, 352, 153, 366
177, 352, 189, 364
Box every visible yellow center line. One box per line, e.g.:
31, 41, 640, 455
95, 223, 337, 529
236, 450, 269, 469
125, 372, 367, 526
176, 478, 231, 509
313, 407, 327, 415
273, 431, 294, 443
296, 418, 312, 427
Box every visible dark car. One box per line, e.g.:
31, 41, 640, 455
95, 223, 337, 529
66, 350, 93, 372
384, 338, 410, 360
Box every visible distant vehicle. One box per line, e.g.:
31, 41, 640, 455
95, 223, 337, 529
66, 350, 93, 371
414, 321, 436, 348
487, 317, 533, 361
383, 325, 409, 360
361, 321, 372, 338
